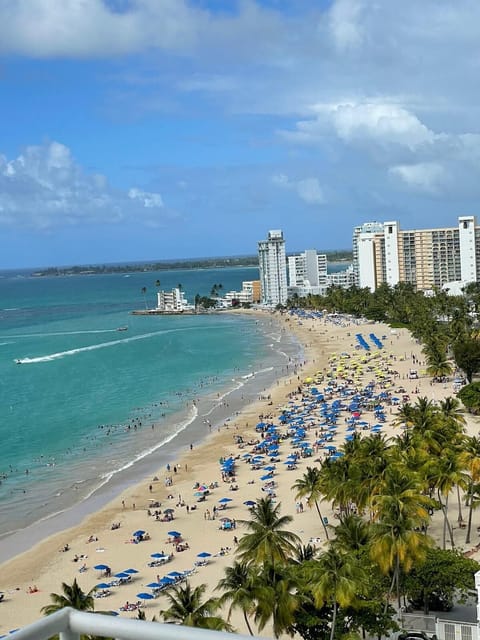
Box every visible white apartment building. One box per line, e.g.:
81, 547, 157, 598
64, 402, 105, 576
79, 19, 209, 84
156, 287, 194, 312
289, 250, 327, 287
352, 221, 385, 290
326, 265, 356, 289
353, 216, 478, 292
258, 230, 288, 306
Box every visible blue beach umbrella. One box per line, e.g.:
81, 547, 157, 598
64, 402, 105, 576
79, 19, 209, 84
160, 577, 175, 585
260, 474, 273, 481
167, 531, 181, 537
218, 497, 232, 503
94, 564, 110, 571
123, 568, 138, 574
147, 582, 162, 588
96, 583, 111, 589
150, 552, 166, 558
114, 572, 130, 578
133, 530, 145, 537
197, 551, 211, 558
244, 500, 255, 506
137, 592, 154, 600
168, 571, 183, 577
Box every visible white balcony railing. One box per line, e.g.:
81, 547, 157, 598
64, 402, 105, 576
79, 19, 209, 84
7, 608, 259, 640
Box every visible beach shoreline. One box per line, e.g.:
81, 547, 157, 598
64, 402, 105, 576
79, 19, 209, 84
1, 311, 479, 635
0, 311, 303, 562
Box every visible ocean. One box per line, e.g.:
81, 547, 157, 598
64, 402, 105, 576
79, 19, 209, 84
0, 266, 303, 554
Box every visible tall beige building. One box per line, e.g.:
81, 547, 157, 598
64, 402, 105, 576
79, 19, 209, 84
353, 216, 478, 292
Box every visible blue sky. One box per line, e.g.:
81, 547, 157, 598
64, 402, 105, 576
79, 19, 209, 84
1, 0, 480, 268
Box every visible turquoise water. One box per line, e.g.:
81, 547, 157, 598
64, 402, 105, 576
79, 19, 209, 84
0, 267, 295, 537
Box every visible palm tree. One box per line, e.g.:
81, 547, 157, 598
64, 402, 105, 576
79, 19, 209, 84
141, 286, 148, 310
216, 562, 257, 635
41, 579, 95, 615
236, 497, 300, 567
318, 456, 357, 517
252, 564, 301, 638
292, 543, 317, 563
161, 582, 231, 630
370, 464, 433, 609
292, 466, 330, 539
425, 448, 469, 549
461, 435, 480, 543
312, 548, 366, 640
332, 514, 371, 556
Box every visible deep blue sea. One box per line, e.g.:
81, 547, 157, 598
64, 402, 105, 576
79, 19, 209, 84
0, 266, 301, 539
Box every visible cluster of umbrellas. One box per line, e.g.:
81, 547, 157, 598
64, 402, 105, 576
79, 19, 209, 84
94, 566, 139, 592
355, 333, 371, 351
369, 332, 384, 349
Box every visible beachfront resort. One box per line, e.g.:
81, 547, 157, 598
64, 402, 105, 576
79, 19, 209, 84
4, 300, 480, 639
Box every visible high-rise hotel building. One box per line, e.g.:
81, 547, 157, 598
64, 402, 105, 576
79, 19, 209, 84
353, 216, 478, 292
258, 229, 288, 306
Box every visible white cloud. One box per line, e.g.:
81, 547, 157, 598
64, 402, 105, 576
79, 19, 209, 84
0, 0, 286, 59
328, 0, 365, 51
0, 141, 168, 229
0, 0, 202, 57
282, 101, 435, 151
389, 163, 445, 194
296, 178, 326, 205
128, 188, 164, 208
272, 174, 325, 205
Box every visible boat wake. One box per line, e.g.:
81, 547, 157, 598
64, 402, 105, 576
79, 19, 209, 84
14, 329, 176, 364
3, 329, 120, 339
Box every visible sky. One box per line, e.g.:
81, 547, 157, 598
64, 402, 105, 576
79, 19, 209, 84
1, 0, 480, 268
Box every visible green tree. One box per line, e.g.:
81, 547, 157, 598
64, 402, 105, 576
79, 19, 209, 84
453, 335, 480, 383
237, 497, 301, 567
141, 286, 148, 310
370, 465, 433, 609
311, 548, 366, 640
457, 382, 480, 414
423, 340, 452, 379
252, 564, 301, 638
460, 435, 480, 543
403, 548, 480, 614
332, 514, 371, 556
161, 582, 231, 630
41, 579, 95, 615
216, 561, 257, 635
292, 466, 330, 539
425, 449, 469, 549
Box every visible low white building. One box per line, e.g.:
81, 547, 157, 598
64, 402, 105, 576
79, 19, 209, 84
156, 287, 194, 312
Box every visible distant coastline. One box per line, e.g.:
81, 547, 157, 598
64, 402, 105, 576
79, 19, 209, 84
28, 250, 353, 277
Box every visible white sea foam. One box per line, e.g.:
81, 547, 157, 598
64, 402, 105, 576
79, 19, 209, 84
85, 404, 199, 499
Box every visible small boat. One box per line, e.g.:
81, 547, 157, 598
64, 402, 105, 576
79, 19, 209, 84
15, 359, 22, 364
117, 326, 128, 332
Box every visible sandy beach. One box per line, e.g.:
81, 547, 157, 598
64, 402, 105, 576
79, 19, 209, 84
1, 312, 479, 635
